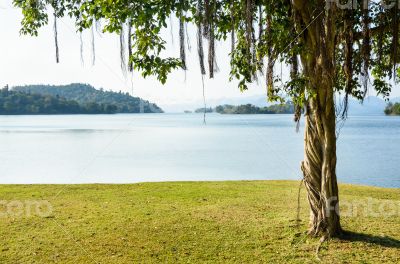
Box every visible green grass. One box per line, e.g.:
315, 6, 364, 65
0, 181, 399, 263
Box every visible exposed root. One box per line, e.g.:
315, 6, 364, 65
315, 235, 327, 262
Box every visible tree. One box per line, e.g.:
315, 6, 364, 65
13, 0, 399, 239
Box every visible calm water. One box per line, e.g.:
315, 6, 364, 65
0, 114, 399, 188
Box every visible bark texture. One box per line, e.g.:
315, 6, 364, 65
295, 1, 342, 238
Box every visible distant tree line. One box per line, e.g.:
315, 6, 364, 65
0, 86, 120, 114
214, 102, 294, 114
194, 107, 213, 113
384, 102, 400, 115
1, 83, 163, 114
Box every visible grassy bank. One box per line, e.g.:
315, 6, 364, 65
0, 181, 399, 263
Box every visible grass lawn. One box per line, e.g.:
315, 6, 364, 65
0, 180, 399, 263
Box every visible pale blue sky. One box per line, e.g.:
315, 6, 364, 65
0, 0, 398, 111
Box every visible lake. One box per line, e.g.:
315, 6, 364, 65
0, 114, 399, 188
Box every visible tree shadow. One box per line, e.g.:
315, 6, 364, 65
339, 230, 400, 249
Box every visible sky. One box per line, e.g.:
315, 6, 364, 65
0, 0, 270, 111
0, 0, 399, 112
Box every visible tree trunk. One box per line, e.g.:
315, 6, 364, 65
301, 96, 342, 238
293, 1, 342, 239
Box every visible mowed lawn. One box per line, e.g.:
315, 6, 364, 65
0, 181, 399, 263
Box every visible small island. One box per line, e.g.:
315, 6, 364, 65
384, 102, 400, 115
194, 102, 294, 114
0, 84, 163, 114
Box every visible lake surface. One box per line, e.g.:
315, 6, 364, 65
0, 114, 399, 188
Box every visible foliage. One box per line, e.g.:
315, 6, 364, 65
0, 85, 117, 114
13, 83, 163, 113
384, 102, 400, 115
215, 102, 294, 114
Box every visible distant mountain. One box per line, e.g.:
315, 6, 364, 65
13, 83, 163, 113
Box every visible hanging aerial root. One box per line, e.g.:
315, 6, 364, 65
245, 0, 254, 66
196, 1, 206, 75
179, 15, 187, 70
91, 24, 96, 66
79, 32, 84, 65
53, 12, 59, 63
119, 23, 127, 75
343, 11, 354, 117
258, 4, 263, 41
127, 19, 133, 72
361, 0, 370, 97
203, 0, 210, 38
208, 28, 215, 78
207, 1, 216, 78
230, 0, 235, 54
391, 7, 398, 80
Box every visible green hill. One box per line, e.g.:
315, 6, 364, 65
0, 86, 118, 114
12, 83, 163, 113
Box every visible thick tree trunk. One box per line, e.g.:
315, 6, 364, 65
292, 1, 342, 239
301, 96, 342, 238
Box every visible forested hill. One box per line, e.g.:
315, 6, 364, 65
12, 83, 163, 113
0, 87, 117, 114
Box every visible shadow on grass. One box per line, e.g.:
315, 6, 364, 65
340, 231, 400, 248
